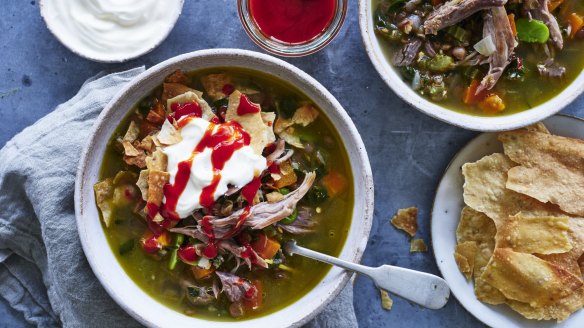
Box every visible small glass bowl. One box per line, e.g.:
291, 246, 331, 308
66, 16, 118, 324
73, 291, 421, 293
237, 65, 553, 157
237, 0, 348, 57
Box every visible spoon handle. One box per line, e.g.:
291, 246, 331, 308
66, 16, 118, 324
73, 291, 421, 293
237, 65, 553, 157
285, 241, 450, 310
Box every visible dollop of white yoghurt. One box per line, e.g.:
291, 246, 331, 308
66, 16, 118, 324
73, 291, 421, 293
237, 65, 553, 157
162, 118, 267, 219
42, 0, 182, 61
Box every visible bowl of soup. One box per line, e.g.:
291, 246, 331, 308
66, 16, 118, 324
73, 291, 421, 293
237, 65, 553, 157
74, 49, 373, 327
360, 0, 584, 131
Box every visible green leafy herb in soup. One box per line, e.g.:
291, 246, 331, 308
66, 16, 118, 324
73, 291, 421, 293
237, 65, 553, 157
94, 68, 353, 320
373, 0, 584, 116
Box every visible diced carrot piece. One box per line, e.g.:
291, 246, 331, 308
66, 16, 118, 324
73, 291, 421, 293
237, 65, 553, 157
191, 266, 215, 280
251, 233, 280, 260
568, 13, 584, 38
321, 170, 348, 198
548, 0, 564, 12
479, 94, 506, 114
508, 14, 517, 37
244, 280, 263, 310
141, 230, 171, 253
463, 80, 487, 105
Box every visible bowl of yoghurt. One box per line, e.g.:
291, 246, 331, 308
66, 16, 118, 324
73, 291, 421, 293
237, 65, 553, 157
40, 0, 184, 63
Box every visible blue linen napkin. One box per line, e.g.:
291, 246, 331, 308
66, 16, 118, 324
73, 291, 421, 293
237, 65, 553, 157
0, 68, 357, 328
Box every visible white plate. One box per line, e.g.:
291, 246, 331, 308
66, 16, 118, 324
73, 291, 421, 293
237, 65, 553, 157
431, 115, 584, 328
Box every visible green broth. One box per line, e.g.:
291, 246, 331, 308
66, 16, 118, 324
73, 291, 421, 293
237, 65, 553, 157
98, 67, 354, 320
373, 0, 584, 116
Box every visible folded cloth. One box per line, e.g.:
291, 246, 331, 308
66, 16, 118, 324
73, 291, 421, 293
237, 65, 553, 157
0, 68, 357, 328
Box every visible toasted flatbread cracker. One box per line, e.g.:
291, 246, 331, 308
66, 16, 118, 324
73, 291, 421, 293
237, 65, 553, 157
380, 290, 393, 310
123, 121, 140, 142
122, 140, 142, 157
274, 104, 319, 133
272, 160, 297, 189
475, 276, 507, 305
462, 153, 557, 228
410, 239, 428, 252
147, 170, 169, 207
94, 178, 114, 227
455, 207, 497, 280
139, 136, 156, 153
522, 122, 550, 134
146, 149, 168, 172
482, 248, 583, 307
201, 73, 232, 101
226, 90, 275, 155
455, 241, 478, 280
157, 119, 182, 146
496, 213, 572, 255
167, 91, 216, 122
538, 218, 584, 277
278, 129, 303, 149
390, 207, 418, 237
499, 130, 584, 217
162, 83, 200, 104
137, 170, 149, 201
507, 286, 584, 322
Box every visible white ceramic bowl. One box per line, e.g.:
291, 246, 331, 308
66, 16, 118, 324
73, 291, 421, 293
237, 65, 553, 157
358, 0, 584, 131
40, 0, 184, 63
75, 49, 374, 327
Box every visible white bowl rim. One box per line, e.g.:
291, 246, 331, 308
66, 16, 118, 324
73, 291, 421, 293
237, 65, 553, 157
39, 0, 185, 63
358, 0, 584, 132
74, 48, 374, 327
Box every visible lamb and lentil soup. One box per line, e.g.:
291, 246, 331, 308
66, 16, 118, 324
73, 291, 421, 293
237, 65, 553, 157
374, 0, 584, 116
95, 68, 354, 320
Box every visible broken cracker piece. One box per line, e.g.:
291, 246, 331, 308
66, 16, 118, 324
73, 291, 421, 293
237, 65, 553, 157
499, 130, 584, 217
454, 241, 478, 280
390, 207, 418, 237
410, 239, 428, 252
380, 290, 393, 310
482, 248, 583, 308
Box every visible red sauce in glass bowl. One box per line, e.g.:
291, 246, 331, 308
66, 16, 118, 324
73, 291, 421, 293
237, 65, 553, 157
249, 0, 337, 44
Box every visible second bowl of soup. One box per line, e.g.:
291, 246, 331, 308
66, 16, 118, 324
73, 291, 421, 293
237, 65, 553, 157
360, 0, 584, 131
75, 49, 373, 327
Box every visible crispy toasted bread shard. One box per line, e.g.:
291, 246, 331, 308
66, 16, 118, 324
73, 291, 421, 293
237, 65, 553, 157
272, 160, 297, 189
538, 218, 584, 277
390, 207, 418, 237
201, 73, 232, 101
462, 153, 555, 228
482, 248, 583, 307
380, 290, 393, 310
455, 241, 478, 280
167, 91, 216, 122
94, 178, 114, 227
162, 83, 200, 104
410, 239, 428, 252
226, 90, 276, 155
147, 170, 169, 207
499, 130, 584, 217
123, 121, 140, 142
506, 287, 584, 322
274, 104, 319, 134
137, 170, 149, 201
146, 149, 168, 172
157, 119, 182, 146
496, 214, 572, 255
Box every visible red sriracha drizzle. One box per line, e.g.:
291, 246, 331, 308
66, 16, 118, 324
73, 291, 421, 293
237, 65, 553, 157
171, 101, 202, 121
249, 0, 337, 44
237, 94, 261, 115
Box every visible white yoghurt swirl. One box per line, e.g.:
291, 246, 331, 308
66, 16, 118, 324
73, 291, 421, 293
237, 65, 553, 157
43, 0, 182, 61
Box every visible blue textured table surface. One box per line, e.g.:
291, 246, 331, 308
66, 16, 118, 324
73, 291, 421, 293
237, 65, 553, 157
2, 1, 583, 328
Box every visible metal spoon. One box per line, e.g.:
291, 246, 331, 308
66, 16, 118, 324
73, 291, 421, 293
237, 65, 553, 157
284, 240, 450, 310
